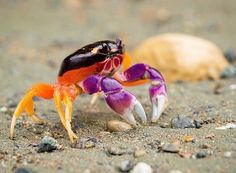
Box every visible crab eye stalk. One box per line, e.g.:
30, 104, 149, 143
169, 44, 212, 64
102, 44, 110, 52
115, 38, 125, 54
116, 38, 122, 47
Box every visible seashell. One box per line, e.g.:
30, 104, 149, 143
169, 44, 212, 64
132, 33, 229, 82
107, 120, 132, 132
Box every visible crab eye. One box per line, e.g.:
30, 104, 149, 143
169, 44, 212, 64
101, 44, 110, 53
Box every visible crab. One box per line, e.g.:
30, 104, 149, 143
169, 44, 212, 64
10, 39, 167, 142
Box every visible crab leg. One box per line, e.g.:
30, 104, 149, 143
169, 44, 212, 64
53, 89, 78, 142
25, 99, 44, 123
80, 75, 147, 126
10, 83, 54, 139
53, 90, 67, 129
63, 93, 78, 142
89, 93, 100, 106
115, 63, 168, 122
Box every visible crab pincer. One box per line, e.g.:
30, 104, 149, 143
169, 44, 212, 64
81, 75, 147, 126
116, 63, 168, 123
148, 68, 168, 122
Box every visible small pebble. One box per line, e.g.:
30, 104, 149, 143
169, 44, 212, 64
146, 140, 163, 150
229, 84, 236, 90
171, 116, 195, 128
205, 133, 215, 139
83, 169, 91, 173
220, 65, 236, 78
132, 162, 152, 173
194, 119, 203, 128
0, 106, 8, 113
72, 137, 97, 149
37, 136, 59, 153
107, 120, 132, 132
162, 143, 180, 153
178, 151, 192, 158
224, 50, 236, 63
97, 131, 110, 137
201, 143, 211, 149
159, 122, 170, 128
224, 151, 233, 158
119, 160, 134, 172
213, 83, 224, 95
183, 135, 195, 143
203, 117, 216, 124
14, 168, 33, 173
7, 99, 17, 108
134, 148, 146, 158
107, 146, 126, 155
195, 150, 208, 159
29, 142, 38, 147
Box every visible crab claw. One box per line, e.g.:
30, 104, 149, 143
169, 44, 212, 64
121, 99, 147, 126
134, 100, 147, 124
104, 88, 147, 126
149, 82, 168, 123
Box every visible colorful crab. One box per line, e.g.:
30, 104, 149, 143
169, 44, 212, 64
10, 39, 167, 142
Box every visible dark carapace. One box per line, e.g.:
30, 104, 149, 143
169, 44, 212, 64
58, 39, 124, 78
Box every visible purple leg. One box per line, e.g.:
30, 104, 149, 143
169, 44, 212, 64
118, 63, 168, 122
79, 75, 147, 126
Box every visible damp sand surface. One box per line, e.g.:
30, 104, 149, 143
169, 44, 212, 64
0, 1, 236, 173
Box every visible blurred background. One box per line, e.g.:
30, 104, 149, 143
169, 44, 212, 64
0, 0, 235, 98
0, 2, 236, 172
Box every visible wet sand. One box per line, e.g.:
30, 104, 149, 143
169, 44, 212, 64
0, 1, 235, 173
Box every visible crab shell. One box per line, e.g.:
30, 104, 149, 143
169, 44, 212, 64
131, 33, 229, 82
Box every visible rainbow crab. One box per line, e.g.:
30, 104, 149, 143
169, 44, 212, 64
10, 39, 167, 142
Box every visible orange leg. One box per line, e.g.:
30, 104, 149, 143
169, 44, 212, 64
10, 83, 54, 139
64, 93, 78, 142
53, 89, 67, 129
53, 89, 78, 142
11, 83, 79, 142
